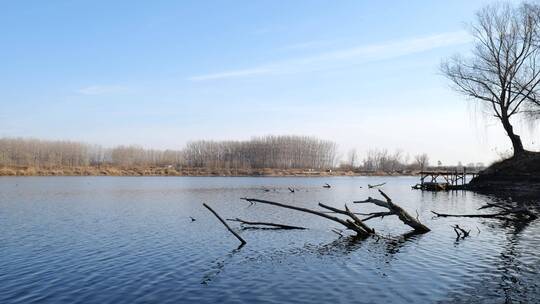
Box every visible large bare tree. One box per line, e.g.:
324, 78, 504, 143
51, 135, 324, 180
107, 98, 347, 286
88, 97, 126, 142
441, 2, 540, 156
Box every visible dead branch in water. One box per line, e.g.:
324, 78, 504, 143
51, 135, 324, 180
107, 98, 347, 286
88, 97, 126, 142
240, 197, 374, 237
452, 224, 470, 240
226, 218, 306, 230
368, 182, 386, 189
431, 202, 537, 221
240, 190, 431, 237
203, 203, 247, 247
354, 189, 431, 233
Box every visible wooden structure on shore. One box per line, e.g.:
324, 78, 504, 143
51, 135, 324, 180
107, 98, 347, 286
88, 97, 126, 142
414, 169, 480, 191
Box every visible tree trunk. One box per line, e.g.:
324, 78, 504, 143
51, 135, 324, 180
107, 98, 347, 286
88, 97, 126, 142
500, 114, 525, 157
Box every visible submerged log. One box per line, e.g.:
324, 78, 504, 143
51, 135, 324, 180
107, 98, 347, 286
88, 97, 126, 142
226, 218, 306, 230
354, 189, 431, 233
203, 203, 247, 247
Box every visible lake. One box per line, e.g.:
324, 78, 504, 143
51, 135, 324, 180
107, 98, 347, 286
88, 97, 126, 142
0, 176, 538, 303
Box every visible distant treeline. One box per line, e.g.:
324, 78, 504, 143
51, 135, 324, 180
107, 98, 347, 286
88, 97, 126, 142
0, 136, 336, 169
0, 137, 483, 172
183, 136, 337, 169
0, 138, 183, 168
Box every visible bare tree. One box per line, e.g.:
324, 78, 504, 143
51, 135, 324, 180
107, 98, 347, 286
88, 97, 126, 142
182, 135, 337, 169
441, 2, 540, 156
414, 153, 430, 171
346, 148, 358, 168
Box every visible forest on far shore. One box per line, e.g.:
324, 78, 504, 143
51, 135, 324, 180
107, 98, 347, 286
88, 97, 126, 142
0, 136, 484, 175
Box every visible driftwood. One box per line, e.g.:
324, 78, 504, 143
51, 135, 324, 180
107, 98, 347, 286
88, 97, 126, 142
240, 198, 374, 237
368, 182, 386, 189
431, 202, 537, 221
203, 203, 247, 247
354, 190, 431, 233
226, 218, 306, 230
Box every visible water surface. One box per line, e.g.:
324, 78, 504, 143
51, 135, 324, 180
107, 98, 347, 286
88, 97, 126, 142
0, 176, 538, 303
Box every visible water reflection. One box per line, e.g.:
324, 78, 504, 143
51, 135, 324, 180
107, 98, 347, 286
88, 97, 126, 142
201, 247, 243, 285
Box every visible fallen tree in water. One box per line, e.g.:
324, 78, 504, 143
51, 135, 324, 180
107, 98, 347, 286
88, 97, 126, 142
240, 197, 375, 237
239, 190, 430, 239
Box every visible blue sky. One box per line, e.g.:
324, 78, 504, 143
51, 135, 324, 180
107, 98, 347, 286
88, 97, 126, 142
1, 0, 536, 164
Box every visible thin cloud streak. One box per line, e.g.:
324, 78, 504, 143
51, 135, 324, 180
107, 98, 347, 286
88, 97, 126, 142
189, 31, 471, 81
78, 85, 130, 96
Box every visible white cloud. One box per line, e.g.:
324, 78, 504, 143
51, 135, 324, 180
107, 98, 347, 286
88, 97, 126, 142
78, 85, 129, 95
188, 68, 274, 81
277, 39, 339, 51
189, 31, 472, 81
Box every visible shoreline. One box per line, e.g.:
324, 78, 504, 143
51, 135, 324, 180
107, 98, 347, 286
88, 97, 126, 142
0, 166, 418, 177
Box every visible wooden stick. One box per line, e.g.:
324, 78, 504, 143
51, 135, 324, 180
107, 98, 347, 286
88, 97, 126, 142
431, 206, 537, 220
226, 218, 306, 230
431, 210, 507, 218
203, 203, 247, 246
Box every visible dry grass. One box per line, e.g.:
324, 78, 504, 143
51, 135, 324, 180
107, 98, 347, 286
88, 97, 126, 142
0, 166, 406, 177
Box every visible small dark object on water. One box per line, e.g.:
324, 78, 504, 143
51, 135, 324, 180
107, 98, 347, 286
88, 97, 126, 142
288, 187, 295, 193
323, 183, 331, 188
190, 217, 196, 222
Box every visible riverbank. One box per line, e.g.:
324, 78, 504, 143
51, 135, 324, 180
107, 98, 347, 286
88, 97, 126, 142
0, 166, 416, 177
467, 151, 540, 198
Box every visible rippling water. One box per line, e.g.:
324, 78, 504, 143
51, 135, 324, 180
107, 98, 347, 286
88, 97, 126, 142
0, 176, 538, 303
